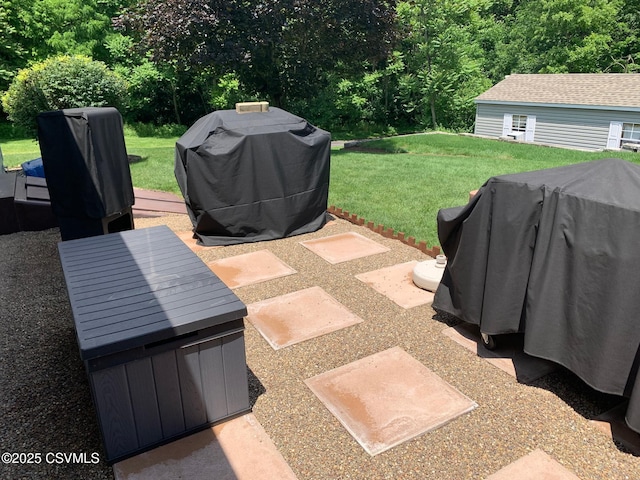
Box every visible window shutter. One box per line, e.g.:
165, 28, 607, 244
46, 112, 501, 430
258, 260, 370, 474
524, 115, 536, 142
502, 114, 512, 136
607, 122, 623, 149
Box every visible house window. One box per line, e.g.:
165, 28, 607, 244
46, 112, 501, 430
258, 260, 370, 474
502, 113, 535, 141
622, 123, 640, 144
511, 115, 528, 132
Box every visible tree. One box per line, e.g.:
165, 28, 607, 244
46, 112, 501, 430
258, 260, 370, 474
608, 0, 640, 72
0, 0, 27, 93
2, 55, 127, 137
396, 0, 492, 130
106, 32, 221, 125
17, 0, 132, 62
0, 0, 134, 98
501, 0, 623, 73
115, 0, 398, 108
472, 0, 520, 82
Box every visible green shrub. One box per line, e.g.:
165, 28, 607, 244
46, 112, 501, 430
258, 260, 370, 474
1, 55, 127, 137
0, 120, 29, 140
208, 73, 260, 111
115, 60, 174, 124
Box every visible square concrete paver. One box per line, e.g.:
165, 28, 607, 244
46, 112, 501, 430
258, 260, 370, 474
442, 323, 557, 383
355, 261, 434, 309
112, 414, 297, 480
305, 346, 477, 456
207, 250, 297, 288
175, 230, 207, 253
299, 232, 390, 264
590, 402, 640, 456
485, 449, 581, 480
246, 286, 364, 350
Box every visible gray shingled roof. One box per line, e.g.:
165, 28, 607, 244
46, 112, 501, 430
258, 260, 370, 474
475, 73, 640, 109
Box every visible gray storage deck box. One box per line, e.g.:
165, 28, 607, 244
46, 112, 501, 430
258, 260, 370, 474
58, 225, 250, 463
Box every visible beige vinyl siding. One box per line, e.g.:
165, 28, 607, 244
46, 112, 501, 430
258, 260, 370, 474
475, 103, 640, 151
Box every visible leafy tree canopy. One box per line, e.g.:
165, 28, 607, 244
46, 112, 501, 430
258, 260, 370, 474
610, 0, 640, 72
3, 0, 640, 133
115, 0, 398, 107
498, 0, 624, 74
0, 0, 28, 91
396, 0, 492, 129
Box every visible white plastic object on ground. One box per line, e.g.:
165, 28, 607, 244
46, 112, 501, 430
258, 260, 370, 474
412, 255, 447, 292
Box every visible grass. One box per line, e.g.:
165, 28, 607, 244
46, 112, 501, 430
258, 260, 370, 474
1, 137, 42, 166
125, 143, 183, 195
328, 134, 640, 247
3, 130, 639, 247
1, 125, 184, 195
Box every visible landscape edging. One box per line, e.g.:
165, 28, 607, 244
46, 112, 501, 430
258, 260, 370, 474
327, 205, 441, 258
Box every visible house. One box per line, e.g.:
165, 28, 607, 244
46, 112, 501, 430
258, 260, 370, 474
473, 74, 640, 151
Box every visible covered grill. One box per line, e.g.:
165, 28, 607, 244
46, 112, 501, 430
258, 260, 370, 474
175, 107, 331, 246
433, 158, 640, 434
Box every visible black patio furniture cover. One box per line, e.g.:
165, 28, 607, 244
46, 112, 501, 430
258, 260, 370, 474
433, 158, 640, 433
37, 107, 134, 219
175, 107, 331, 246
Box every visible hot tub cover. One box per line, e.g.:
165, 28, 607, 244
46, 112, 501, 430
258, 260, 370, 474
433, 158, 640, 433
175, 107, 330, 245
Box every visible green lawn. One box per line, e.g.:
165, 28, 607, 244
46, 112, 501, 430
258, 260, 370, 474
1, 125, 184, 194
3, 131, 638, 247
328, 134, 640, 247
1, 137, 42, 167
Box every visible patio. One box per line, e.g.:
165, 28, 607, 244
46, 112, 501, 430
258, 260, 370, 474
1, 195, 639, 479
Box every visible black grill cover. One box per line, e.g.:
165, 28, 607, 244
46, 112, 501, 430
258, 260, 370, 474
37, 107, 134, 219
175, 107, 330, 245
433, 158, 640, 433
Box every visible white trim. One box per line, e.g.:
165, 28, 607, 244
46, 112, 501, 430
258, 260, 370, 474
607, 121, 623, 149
502, 113, 512, 136
524, 115, 536, 142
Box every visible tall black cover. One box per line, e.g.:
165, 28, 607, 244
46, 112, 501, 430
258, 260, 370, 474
175, 107, 330, 246
37, 107, 134, 220
433, 158, 640, 434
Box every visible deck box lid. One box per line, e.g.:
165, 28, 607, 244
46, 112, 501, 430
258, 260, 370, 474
58, 225, 247, 360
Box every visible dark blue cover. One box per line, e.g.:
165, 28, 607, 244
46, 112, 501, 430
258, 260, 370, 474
21, 158, 45, 178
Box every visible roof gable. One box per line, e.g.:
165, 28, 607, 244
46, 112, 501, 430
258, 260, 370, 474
475, 74, 640, 109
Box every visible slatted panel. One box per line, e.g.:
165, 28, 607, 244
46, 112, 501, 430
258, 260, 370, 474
126, 358, 162, 447
152, 350, 186, 438
91, 366, 139, 459
200, 338, 230, 422
177, 344, 208, 429
58, 225, 247, 360
90, 332, 250, 462
222, 332, 251, 415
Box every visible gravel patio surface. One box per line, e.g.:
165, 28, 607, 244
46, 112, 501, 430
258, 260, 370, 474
1, 214, 639, 479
